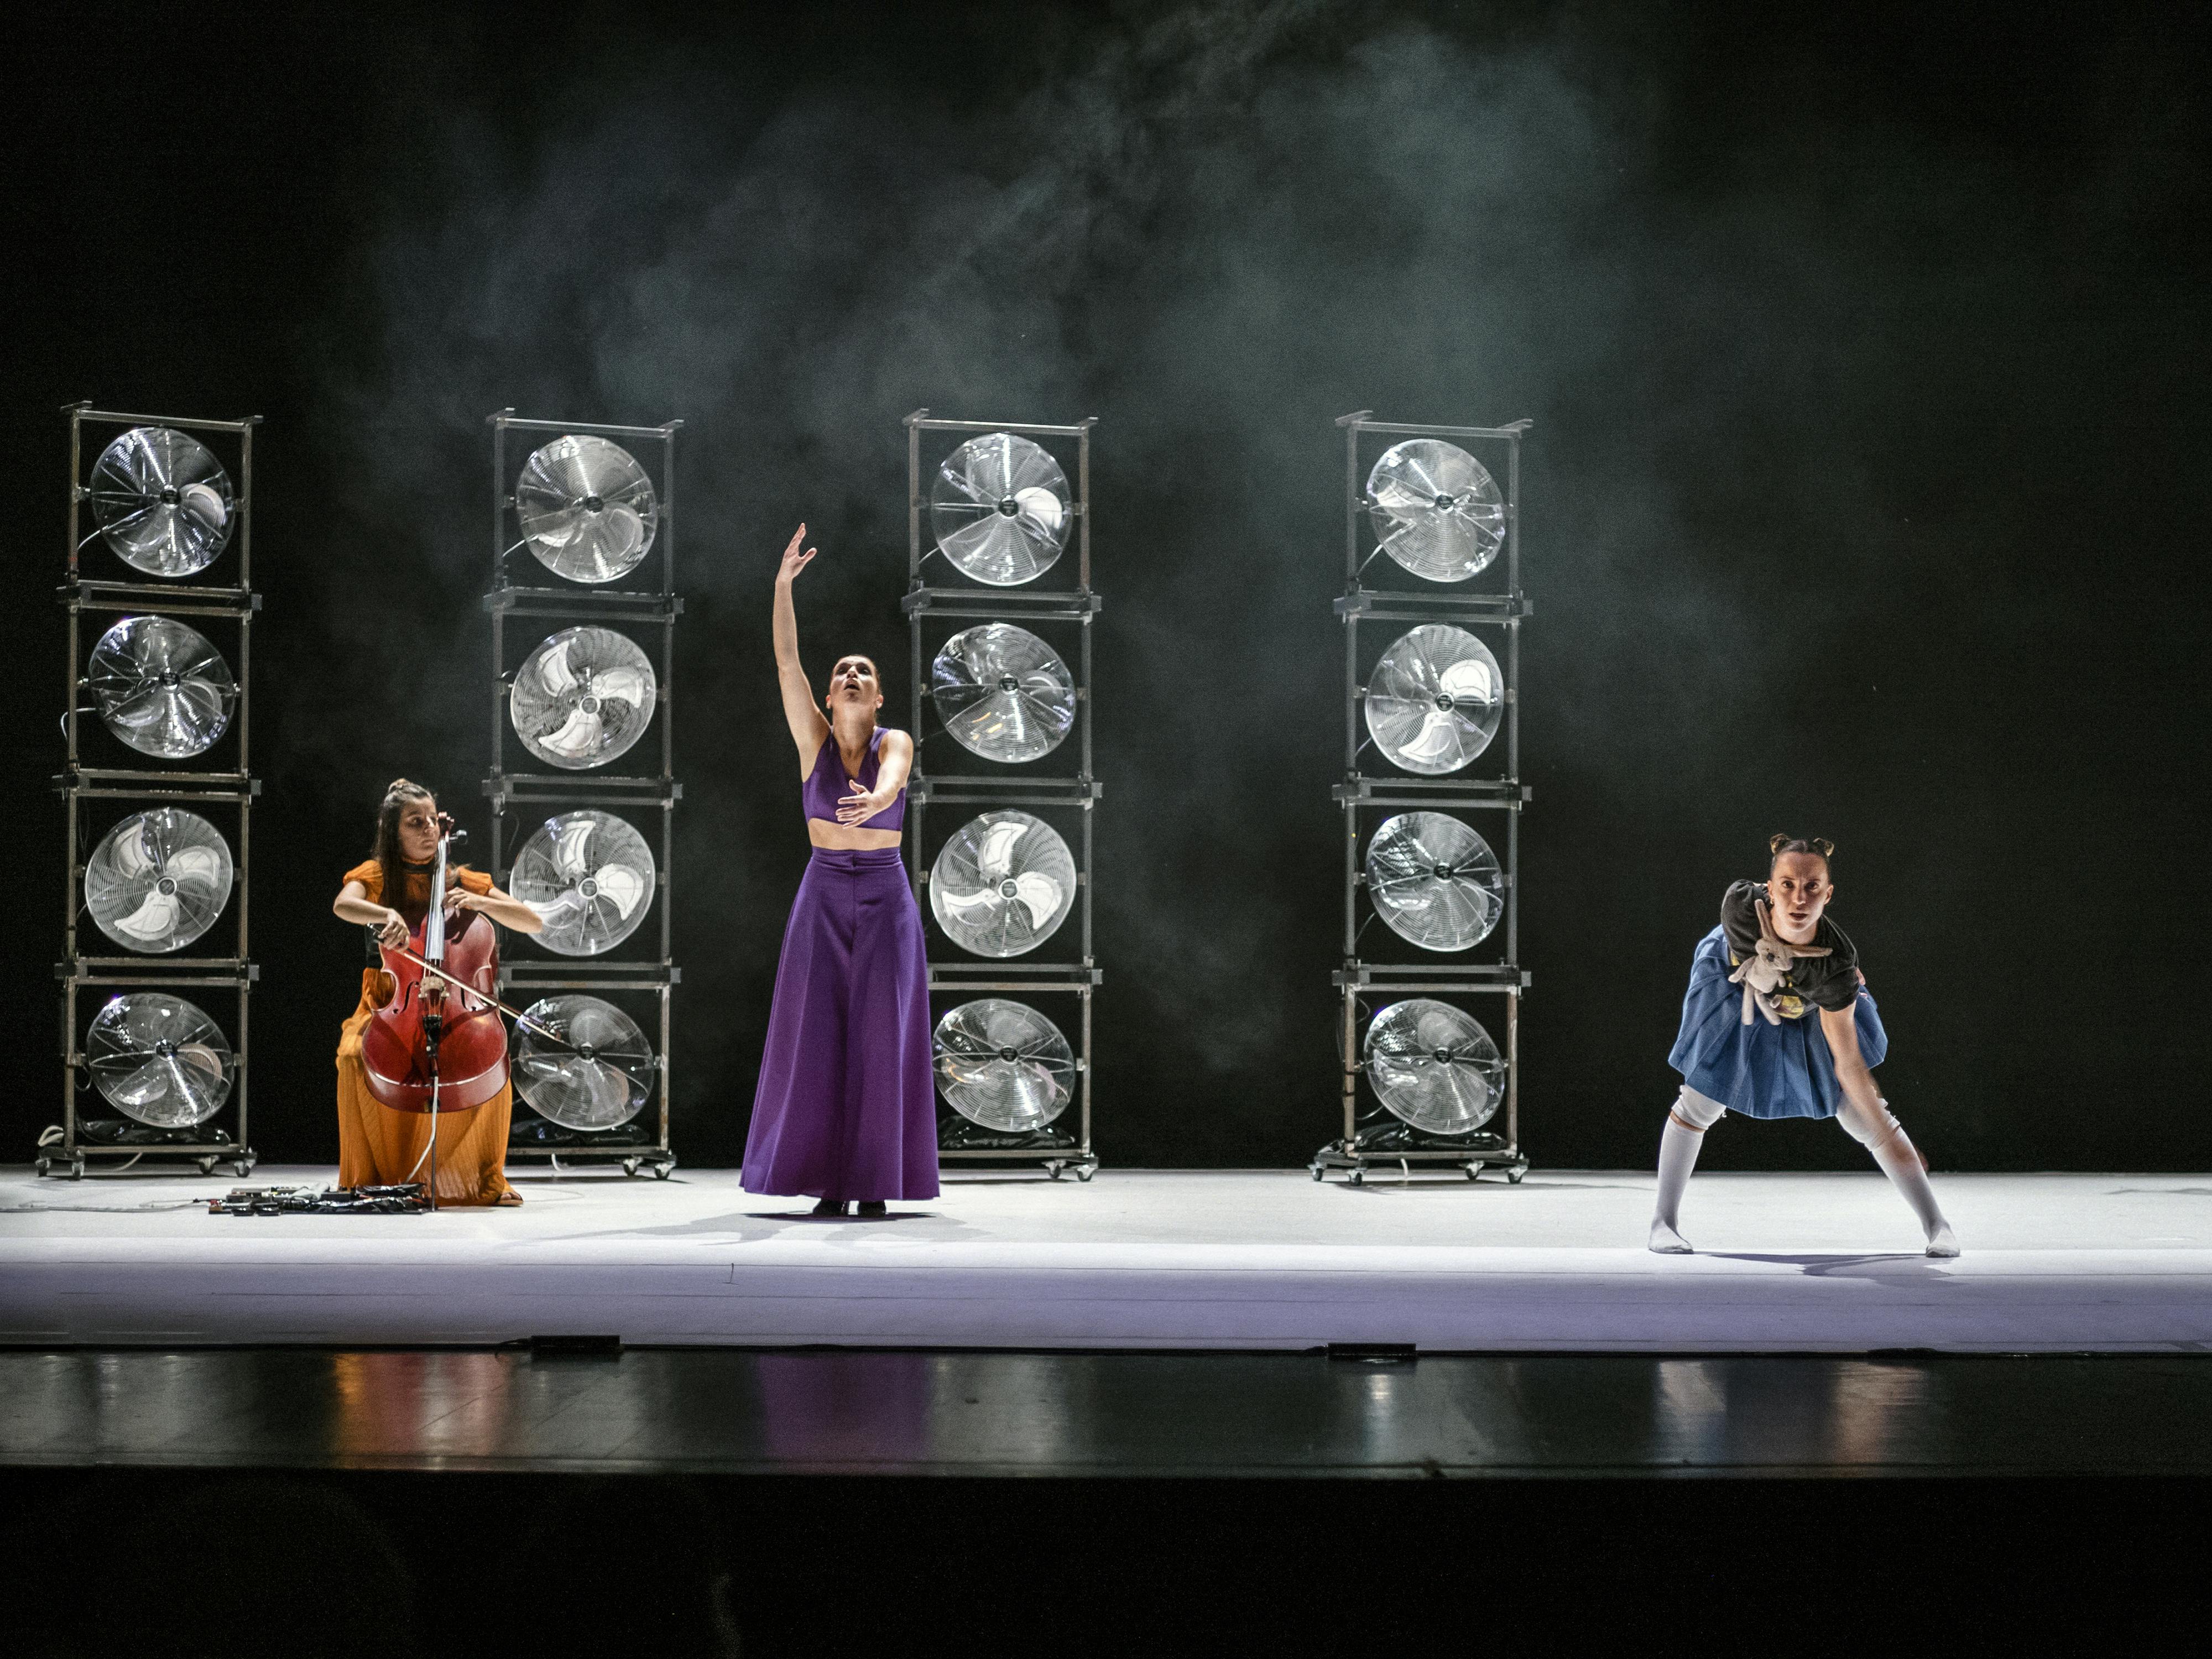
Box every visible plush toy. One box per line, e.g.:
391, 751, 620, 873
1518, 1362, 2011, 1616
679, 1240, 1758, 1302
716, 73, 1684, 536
1725, 897, 1830, 1026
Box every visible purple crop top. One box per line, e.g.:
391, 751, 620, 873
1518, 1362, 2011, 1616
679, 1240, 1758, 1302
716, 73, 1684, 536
802, 728, 906, 832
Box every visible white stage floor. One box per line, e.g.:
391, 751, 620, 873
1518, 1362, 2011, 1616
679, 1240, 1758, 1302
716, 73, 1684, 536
5, 1167, 2211, 1353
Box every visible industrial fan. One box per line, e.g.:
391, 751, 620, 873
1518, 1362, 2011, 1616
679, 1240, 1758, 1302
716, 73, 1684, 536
510, 627, 657, 769
1363, 999, 1504, 1135
1364, 624, 1501, 774
86, 993, 236, 1127
929, 811, 1076, 957
1366, 439, 1505, 583
509, 810, 656, 956
84, 808, 234, 954
928, 431, 1072, 586
86, 615, 237, 759
513, 994, 656, 1130
930, 624, 1075, 763
931, 999, 1074, 1132
515, 435, 659, 583
1365, 812, 1503, 951
88, 426, 236, 578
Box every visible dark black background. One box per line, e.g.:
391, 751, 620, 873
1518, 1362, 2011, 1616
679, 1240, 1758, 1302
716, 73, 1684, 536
5, 0, 2205, 1172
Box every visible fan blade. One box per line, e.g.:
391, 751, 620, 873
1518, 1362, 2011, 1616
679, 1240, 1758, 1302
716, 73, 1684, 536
1009, 873, 1063, 930
178, 482, 228, 533
539, 706, 604, 759
528, 892, 584, 927
593, 667, 650, 707
593, 863, 648, 919
110, 891, 180, 943
553, 819, 597, 879
601, 505, 644, 561
176, 1043, 226, 1081
1399, 711, 1465, 762
106, 1053, 175, 1109
977, 820, 1029, 878
1014, 486, 1063, 535
538, 638, 579, 696
111, 827, 157, 879
164, 846, 225, 886
941, 887, 1003, 919
1439, 659, 1494, 703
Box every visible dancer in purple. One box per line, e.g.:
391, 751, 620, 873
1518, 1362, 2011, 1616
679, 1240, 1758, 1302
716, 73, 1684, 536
741, 524, 940, 1216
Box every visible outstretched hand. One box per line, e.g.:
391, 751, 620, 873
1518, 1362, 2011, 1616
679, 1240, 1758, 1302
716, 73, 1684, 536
778, 524, 817, 585
837, 782, 895, 826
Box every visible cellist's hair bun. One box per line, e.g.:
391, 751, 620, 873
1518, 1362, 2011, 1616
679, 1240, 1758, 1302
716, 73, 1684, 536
384, 777, 434, 802
1768, 832, 1836, 864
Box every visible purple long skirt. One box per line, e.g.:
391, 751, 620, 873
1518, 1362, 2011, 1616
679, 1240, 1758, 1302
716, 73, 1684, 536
741, 846, 940, 1201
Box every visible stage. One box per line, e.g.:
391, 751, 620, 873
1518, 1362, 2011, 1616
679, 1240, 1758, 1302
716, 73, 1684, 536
5, 1167, 2211, 1354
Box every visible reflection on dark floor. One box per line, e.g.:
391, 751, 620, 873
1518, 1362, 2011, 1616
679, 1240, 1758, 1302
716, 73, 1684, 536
6, 1352, 2210, 1655
4, 1348, 2211, 1475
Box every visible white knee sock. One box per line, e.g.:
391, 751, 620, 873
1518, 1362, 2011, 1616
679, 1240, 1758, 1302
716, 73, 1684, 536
1866, 1127, 1959, 1256
1650, 1117, 1705, 1253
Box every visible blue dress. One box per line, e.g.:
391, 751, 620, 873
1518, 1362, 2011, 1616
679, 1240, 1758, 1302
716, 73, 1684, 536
1667, 925, 1887, 1120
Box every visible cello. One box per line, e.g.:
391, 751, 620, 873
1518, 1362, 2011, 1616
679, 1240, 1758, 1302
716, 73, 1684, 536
359, 817, 509, 1207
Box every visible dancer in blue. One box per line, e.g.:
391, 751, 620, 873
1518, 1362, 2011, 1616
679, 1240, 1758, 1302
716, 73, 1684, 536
1650, 834, 1958, 1257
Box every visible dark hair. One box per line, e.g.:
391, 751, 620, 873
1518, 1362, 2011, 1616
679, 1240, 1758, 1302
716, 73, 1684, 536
1768, 832, 1835, 868
369, 778, 436, 904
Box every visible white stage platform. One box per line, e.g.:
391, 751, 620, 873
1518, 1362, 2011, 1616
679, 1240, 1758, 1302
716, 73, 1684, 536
5, 1167, 2211, 1354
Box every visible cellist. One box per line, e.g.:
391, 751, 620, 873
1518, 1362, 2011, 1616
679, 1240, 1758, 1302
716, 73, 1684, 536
331, 779, 544, 1204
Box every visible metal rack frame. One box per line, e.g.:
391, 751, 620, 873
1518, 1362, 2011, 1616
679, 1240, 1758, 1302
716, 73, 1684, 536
1311, 413, 1534, 1187
48, 403, 262, 1180
902, 409, 1101, 1181
484, 410, 681, 1178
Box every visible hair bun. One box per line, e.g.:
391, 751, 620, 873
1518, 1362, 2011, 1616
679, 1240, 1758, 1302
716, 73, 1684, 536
1767, 832, 1835, 866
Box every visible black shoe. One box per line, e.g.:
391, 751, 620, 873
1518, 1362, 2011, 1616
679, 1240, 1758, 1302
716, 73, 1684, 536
811, 1198, 850, 1217
856, 1201, 888, 1218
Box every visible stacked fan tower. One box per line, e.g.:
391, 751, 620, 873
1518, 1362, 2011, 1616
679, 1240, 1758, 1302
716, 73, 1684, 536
485, 411, 681, 1180
902, 410, 1101, 1182
1312, 413, 1534, 1186
49, 405, 261, 1180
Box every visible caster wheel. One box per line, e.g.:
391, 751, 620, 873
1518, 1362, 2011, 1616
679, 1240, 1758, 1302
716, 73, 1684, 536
652, 1159, 675, 1180
69, 1159, 86, 1181
198, 1157, 218, 1177
623, 1158, 641, 1178
1310, 1166, 1324, 1181
1507, 1166, 1526, 1185
1348, 1171, 1364, 1186
233, 1159, 255, 1178
1465, 1166, 1480, 1180
33, 1156, 50, 1178
1076, 1166, 1094, 1183
1046, 1164, 1065, 1182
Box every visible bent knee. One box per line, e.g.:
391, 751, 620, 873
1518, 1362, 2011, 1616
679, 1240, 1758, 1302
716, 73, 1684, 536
1836, 1095, 1902, 1147
1670, 1087, 1727, 1132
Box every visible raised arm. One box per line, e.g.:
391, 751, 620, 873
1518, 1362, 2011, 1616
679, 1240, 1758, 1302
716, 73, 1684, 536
774, 524, 832, 768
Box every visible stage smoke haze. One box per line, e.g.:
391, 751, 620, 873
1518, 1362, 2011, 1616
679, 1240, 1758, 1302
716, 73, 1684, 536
8, 2, 2205, 1168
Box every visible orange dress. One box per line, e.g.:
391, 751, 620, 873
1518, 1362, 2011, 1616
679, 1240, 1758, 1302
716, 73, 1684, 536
336, 860, 519, 1206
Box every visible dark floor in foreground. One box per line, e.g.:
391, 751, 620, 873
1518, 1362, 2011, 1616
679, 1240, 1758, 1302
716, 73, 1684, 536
8, 1351, 2210, 1654
6, 1347, 2211, 1475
